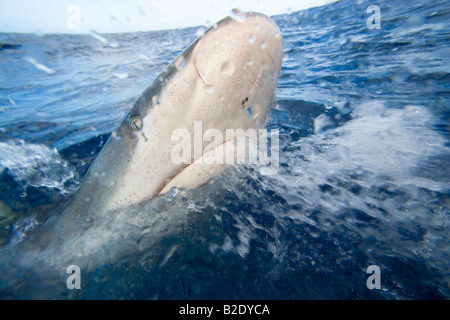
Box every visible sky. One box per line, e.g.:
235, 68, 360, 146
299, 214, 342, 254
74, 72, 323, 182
0, 0, 335, 34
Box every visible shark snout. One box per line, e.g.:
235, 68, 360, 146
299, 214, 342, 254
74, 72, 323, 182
191, 10, 283, 96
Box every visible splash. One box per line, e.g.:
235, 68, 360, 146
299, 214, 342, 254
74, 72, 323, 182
0, 140, 79, 194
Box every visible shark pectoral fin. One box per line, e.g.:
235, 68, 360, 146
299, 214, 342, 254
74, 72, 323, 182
158, 141, 235, 195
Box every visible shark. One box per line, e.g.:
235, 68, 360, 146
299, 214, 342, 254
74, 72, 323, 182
0, 11, 283, 290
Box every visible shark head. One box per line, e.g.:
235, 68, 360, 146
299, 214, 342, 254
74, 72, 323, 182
71, 10, 283, 214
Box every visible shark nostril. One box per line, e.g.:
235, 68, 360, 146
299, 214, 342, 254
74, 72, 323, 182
242, 97, 249, 109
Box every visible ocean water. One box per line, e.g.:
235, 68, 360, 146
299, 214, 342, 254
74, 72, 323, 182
0, 0, 449, 299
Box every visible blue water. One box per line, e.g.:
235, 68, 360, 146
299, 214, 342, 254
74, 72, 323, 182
0, 0, 449, 299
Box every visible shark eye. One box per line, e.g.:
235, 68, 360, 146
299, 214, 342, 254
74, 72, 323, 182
128, 115, 142, 131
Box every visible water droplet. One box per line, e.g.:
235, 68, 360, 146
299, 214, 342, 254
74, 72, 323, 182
260, 41, 266, 49
24, 56, 55, 74
164, 186, 178, 201
138, 53, 150, 61
195, 27, 206, 37
247, 34, 255, 44
88, 30, 108, 44
314, 114, 334, 133
254, 24, 260, 30
219, 96, 225, 101
247, 107, 252, 117
390, 67, 412, 83
175, 56, 186, 70
230, 8, 246, 22
152, 95, 160, 105
113, 72, 128, 79
111, 131, 121, 140
206, 86, 216, 93
221, 60, 235, 76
